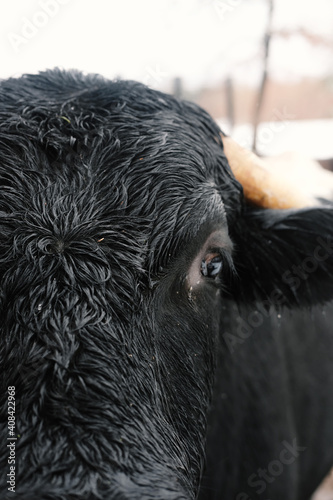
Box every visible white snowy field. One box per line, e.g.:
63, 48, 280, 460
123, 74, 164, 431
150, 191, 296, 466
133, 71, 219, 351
217, 118, 333, 160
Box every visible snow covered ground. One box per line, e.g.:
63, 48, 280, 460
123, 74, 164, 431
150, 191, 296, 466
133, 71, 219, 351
217, 119, 333, 160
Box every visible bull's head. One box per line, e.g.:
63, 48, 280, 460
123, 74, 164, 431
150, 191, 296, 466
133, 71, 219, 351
0, 70, 332, 499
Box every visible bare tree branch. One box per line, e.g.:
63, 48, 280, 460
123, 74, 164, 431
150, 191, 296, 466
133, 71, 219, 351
252, 0, 275, 154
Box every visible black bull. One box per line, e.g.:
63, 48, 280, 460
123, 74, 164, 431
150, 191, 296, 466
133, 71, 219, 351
0, 69, 332, 500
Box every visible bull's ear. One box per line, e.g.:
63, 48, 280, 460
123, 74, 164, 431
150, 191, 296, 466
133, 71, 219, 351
229, 206, 333, 307
222, 136, 333, 307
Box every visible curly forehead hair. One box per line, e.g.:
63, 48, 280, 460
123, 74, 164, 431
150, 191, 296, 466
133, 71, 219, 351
0, 69, 242, 273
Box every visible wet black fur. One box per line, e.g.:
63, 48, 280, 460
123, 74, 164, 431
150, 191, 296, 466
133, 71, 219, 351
0, 69, 332, 499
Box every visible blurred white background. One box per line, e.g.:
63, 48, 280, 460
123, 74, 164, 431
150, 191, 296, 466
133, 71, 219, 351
1, 0, 333, 156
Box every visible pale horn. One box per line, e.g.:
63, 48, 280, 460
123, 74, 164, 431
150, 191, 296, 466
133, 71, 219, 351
222, 135, 322, 209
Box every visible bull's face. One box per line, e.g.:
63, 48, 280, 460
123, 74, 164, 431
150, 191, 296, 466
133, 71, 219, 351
0, 70, 240, 499
1, 70, 333, 500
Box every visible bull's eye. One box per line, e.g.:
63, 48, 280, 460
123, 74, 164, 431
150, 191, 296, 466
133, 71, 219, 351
201, 253, 223, 278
